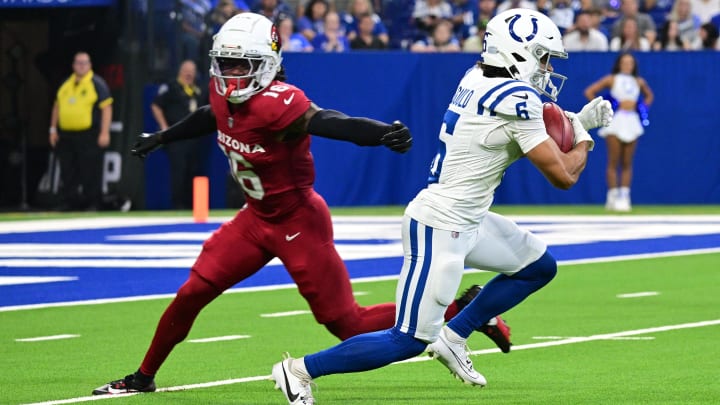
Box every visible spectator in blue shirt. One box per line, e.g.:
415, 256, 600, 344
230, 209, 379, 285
342, 0, 389, 46
179, 0, 213, 62
251, 0, 294, 24
297, 0, 330, 41
206, 0, 245, 34
312, 11, 351, 52
278, 14, 314, 52
410, 18, 461, 51
450, 0, 479, 40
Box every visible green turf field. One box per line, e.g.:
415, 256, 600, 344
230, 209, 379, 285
2, 207, 720, 404
2, 253, 719, 404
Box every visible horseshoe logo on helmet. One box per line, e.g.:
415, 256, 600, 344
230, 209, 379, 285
508, 14, 538, 42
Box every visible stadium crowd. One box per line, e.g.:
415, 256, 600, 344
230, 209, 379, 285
129, 0, 714, 93
165, 0, 720, 61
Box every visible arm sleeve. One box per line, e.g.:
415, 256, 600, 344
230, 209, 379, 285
306, 109, 392, 146
158, 104, 217, 144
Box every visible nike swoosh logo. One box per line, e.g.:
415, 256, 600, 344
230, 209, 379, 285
282, 364, 300, 402
447, 345, 475, 375
286, 232, 301, 241
512, 93, 529, 100
283, 93, 295, 105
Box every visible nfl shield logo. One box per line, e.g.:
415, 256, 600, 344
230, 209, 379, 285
228, 117, 234, 128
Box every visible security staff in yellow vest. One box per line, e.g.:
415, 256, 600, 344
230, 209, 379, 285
49, 52, 113, 211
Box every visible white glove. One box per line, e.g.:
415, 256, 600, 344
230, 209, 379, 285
576, 96, 613, 130
565, 111, 594, 151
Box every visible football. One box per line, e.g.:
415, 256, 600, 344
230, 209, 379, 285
542, 102, 574, 153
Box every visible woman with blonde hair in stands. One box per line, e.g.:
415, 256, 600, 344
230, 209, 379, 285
668, 0, 703, 49
610, 17, 652, 50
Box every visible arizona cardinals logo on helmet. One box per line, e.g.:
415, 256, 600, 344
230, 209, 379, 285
270, 25, 280, 52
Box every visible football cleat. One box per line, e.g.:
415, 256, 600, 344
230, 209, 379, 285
478, 315, 512, 354
271, 353, 315, 405
428, 328, 487, 387
92, 373, 156, 395
456, 285, 513, 353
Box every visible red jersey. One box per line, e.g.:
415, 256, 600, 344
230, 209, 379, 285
209, 80, 314, 219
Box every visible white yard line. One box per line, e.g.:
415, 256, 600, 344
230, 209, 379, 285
23, 319, 720, 405
15, 334, 80, 342
260, 310, 312, 318
617, 292, 660, 298
187, 335, 251, 343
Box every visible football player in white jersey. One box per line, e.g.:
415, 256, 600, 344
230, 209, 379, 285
271, 9, 613, 403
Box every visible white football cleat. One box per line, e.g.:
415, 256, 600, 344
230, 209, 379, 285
271, 354, 315, 405
427, 328, 487, 387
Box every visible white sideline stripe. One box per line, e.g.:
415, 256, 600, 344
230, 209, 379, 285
532, 336, 655, 341
23, 319, 720, 405
0, 276, 77, 286
187, 335, 250, 343
24, 375, 270, 405
401, 319, 720, 361
2, 246, 719, 313
260, 310, 311, 318
617, 291, 660, 298
15, 334, 80, 342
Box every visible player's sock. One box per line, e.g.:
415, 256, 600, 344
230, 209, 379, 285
289, 358, 312, 380
132, 370, 155, 386
443, 301, 460, 321
140, 273, 219, 374
447, 250, 557, 338
304, 327, 427, 378
325, 303, 395, 340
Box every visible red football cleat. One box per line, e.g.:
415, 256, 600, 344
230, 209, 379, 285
455, 285, 513, 353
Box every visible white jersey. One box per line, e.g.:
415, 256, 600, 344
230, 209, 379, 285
405, 65, 549, 232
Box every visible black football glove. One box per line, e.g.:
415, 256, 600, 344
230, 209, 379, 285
380, 121, 412, 154
131, 132, 163, 158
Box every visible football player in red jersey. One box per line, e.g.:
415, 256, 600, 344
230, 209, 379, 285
92, 12, 509, 396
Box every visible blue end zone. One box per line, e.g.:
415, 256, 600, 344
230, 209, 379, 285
1, 217, 719, 308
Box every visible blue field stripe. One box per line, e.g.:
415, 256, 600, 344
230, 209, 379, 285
1, 218, 720, 308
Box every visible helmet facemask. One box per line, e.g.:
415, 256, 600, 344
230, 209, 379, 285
210, 54, 278, 104
525, 43, 567, 101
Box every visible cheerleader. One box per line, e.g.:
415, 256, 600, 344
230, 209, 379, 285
584, 52, 654, 212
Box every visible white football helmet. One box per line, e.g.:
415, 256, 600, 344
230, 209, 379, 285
482, 8, 568, 100
209, 13, 283, 104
